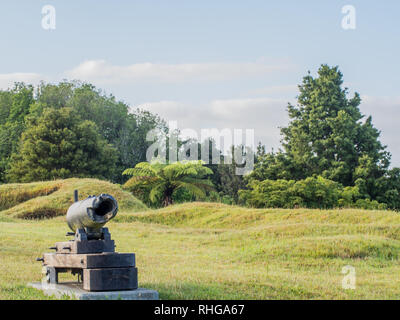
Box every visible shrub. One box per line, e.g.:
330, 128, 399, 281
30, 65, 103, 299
354, 199, 387, 210
240, 176, 387, 209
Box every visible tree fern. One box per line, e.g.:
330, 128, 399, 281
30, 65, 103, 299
123, 160, 214, 207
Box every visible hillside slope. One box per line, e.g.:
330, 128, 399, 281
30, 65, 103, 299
115, 203, 400, 299
118, 202, 400, 228
117, 202, 400, 260
0, 178, 147, 219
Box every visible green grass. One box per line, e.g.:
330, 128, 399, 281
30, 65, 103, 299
1, 181, 400, 299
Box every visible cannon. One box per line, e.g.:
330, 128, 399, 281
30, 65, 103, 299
36, 190, 138, 292
67, 192, 118, 239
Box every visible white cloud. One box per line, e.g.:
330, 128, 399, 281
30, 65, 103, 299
247, 84, 298, 96
0, 73, 43, 90
138, 95, 400, 166
2, 62, 399, 167
65, 59, 294, 84
361, 95, 400, 167
137, 97, 292, 152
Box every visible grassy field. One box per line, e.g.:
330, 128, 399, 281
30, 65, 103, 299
1, 179, 400, 299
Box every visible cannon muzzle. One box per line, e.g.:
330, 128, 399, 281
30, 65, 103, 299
66, 191, 118, 239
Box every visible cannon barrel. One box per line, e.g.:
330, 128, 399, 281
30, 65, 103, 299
66, 192, 118, 239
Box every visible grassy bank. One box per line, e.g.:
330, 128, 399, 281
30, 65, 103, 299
0, 178, 147, 219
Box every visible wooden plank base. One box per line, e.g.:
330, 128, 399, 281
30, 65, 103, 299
42, 236, 139, 292
83, 267, 138, 291
43, 252, 135, 269
54, 239, 115, 254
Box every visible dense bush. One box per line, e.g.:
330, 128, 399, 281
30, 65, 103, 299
239, 176, 387, 210
7, 108, 117, 182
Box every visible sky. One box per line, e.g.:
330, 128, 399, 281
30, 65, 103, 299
1, 1, 399, 165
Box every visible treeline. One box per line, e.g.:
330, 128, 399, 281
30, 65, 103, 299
1, 65, 399, 211
120, 65, 400, 210
0, 81, 166, 184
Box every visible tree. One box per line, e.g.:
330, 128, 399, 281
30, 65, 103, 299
122, 109, 167, 176
7, 107, 117, 182
280, 65, 389, 186
377, 168, 400, 209
3, 81, 167, 183
245, 65, 397, 206
0, 83, 34, 181
211, 146, 247, 204
123, 161, 214, 207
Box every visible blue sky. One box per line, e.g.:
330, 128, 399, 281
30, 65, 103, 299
1, 1, 400, 164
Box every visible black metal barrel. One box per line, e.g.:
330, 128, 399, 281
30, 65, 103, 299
66, 193, 118, 239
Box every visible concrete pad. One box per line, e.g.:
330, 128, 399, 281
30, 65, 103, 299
28, 282, 159, 300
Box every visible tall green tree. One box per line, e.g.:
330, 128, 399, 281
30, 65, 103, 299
0, 83, 34, 181
37, 82, 166, 182
3, 81, 167, 183
251, 65, 390, 185
211, 146, 247, 204
280, 64, 389, 186
7, 107, 117, 182
245, 65, 399, 208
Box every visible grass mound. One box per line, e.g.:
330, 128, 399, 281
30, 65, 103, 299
0, 178, 147, 219
116, 202, 400, 229
117, 202, 400, 262
0, 183, 60, 211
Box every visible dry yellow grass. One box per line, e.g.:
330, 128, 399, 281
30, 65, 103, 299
0, 178, 147, 219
